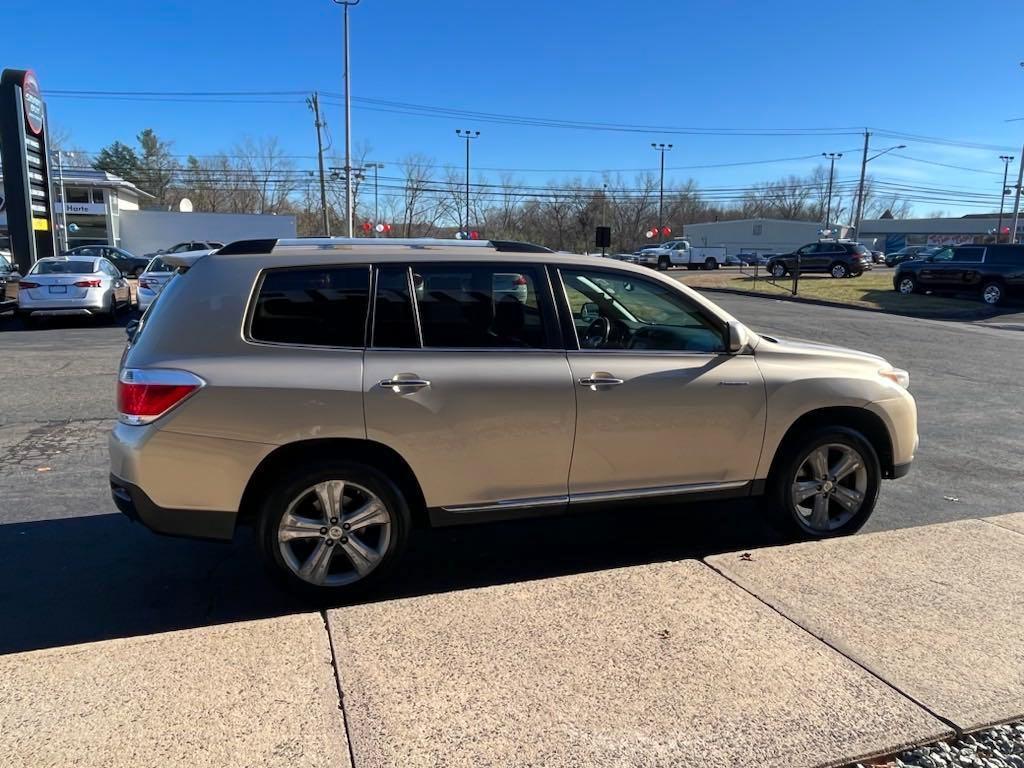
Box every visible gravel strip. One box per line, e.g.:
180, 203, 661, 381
856, 722, 1024, 768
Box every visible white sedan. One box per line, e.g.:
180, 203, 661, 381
17, 255, 132, 323
137, 256, 178, 312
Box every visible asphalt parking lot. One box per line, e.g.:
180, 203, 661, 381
0, 295, 1021, 656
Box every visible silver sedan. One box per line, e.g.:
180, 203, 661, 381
17, 255, 132, 323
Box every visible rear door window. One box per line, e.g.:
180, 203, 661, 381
250, 266, 370, 347
372, 266, 419, 348
411, 263, 556, 349
952, 247, 985, 262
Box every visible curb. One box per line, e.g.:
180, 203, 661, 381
689, 284, 998, 322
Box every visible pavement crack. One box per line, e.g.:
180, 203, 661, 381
322, 610, 359, 768
700, 558, 962, 738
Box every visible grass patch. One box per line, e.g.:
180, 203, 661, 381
672, 268, 991, 318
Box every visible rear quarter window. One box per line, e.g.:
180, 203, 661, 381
249, 266, 370, 347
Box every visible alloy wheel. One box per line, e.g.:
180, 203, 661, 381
277, 480, 392, 587
983, 284, 1002, 305
831, 264, 847, 278
771, 264, 785, 278
898, 277, 915, 295
790, 443, 868, 533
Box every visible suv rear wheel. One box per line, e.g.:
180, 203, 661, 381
830, 262, 849, 279
257, 459, 411, 594
767, 427, 880, 540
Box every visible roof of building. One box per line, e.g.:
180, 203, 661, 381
0, 167, 154, 199
685, 217, 853, 227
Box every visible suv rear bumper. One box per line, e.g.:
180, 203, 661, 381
110, 474, 236, 540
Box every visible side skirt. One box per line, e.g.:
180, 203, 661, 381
428, 480, 762, 527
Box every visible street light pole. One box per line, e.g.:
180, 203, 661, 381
822, 152, 842, 230
456, 129, 479, 234
997, 155, 1014, 243
853, 134, 906, 240
54, 149, 69, 252
651, 143, 672, 242
332, 0, 360, 237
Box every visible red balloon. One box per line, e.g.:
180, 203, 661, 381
470, 230, 479, 240
661, 226, 671, 236
384, 223, 392, 233
362, 221, 372, 232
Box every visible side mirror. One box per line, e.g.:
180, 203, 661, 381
580, 302, 600, 321
727, 320, 749, 354
125, 318, 140, 342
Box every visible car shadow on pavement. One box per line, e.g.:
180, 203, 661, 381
0, 500, 785, 655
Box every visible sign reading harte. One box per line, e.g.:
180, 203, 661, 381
0, 68, 56, 271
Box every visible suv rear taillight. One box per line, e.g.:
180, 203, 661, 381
117, 368, 205, 425
74, 279, 102, 288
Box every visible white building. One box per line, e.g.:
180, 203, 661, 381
682, 218, 849, 255
0, 168, 296, 257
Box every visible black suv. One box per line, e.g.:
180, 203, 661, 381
65, 245, 150, 277
766, 241, 871, 279
893, 244, 1024, 306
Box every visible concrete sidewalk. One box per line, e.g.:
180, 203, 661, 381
2, 515, 1022, 768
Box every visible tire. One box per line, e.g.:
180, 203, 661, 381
830, 262, 849, 279
101, 295, 117, 325
770, 262, 787, 278
657, 256, 670, 271
896, 275, 917, 295
703, 257, 716, 270
981, 280, 1004, 306
257, 458, 411, 596
766, 426, 881, 540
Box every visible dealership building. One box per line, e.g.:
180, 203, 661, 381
679, 213, 1023, 255
0, 168, 296, 257
857, 214, 1024, 252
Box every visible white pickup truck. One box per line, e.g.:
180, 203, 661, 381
635, 239, 728, 271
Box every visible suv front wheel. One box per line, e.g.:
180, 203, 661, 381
770, 262, 787, 278
768, 427, 880, 540
257, 459, 411, 594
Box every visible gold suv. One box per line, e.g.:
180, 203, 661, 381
109, 238, 917, 594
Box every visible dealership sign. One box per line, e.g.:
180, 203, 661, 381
0, 68, 56, 270
55, 202, 105, 215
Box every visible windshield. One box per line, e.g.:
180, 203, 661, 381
31, 260, 96, 275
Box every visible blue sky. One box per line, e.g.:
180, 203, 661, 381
6, 0, 1024, 214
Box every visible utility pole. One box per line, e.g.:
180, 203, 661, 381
1011, 148, 1024, 245
456, 129, 479, 234
364, 161, 384, 234
853, 131, 870, 241
997, 155, 1014, 243
651, 143, 672, 242
332, 0, 360, 237
307, 92, 330, 236
822, 152, 842, 231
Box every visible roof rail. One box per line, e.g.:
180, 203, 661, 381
273, 237, 494, 249
489, 240, 554, 253
217, 238, 278, 255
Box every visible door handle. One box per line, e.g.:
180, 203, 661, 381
378, 375, 431, 393
578, 373, 624, 390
